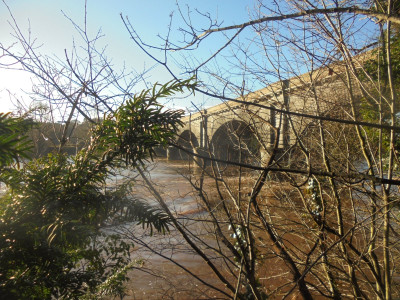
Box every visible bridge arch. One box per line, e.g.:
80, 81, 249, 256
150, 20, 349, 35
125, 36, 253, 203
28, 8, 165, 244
210, 120, 261, 164
174, 130, 199, 160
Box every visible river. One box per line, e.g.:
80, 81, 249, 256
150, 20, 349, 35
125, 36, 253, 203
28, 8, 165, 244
107, 159, 228, 299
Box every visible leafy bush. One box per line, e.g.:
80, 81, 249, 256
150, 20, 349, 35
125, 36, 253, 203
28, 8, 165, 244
0, 79, 194, 299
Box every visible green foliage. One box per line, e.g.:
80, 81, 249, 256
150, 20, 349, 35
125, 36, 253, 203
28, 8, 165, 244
0, 79, 195, 299
100, 181, 171, 235
364, 35, 400, 86
80, 259, 143, 300
359, 29, 400, 168
0, 153, 131, 299
359, 97, 400, 150
0, 112, 32, 168
94, 77, 195, 165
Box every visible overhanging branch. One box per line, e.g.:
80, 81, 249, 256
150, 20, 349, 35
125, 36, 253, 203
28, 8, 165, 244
178, 7, 399, 50
199, 7, 399, 36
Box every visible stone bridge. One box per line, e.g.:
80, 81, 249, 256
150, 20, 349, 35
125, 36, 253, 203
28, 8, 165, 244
165, 66, 351, 166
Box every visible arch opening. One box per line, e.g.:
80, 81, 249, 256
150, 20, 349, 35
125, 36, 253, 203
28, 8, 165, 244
210, 120, 261, 165
175, 130, 199, 160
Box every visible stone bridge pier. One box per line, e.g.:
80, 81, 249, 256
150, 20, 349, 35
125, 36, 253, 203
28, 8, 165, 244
167, 79, 292, 166
166, 68, 349, 167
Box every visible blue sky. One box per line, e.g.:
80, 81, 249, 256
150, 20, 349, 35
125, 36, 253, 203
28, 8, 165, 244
0, 0, 254, 114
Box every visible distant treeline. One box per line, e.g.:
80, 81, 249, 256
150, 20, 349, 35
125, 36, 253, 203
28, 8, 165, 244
28, 120, 93, 158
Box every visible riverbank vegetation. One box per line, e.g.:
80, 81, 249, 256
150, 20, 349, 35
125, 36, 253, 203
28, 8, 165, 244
0, 80, 193, 299
1, 0, 400, 299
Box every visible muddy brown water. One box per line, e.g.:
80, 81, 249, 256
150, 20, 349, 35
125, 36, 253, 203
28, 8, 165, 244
106, 159, 232, 299
107, 159, 400, 300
